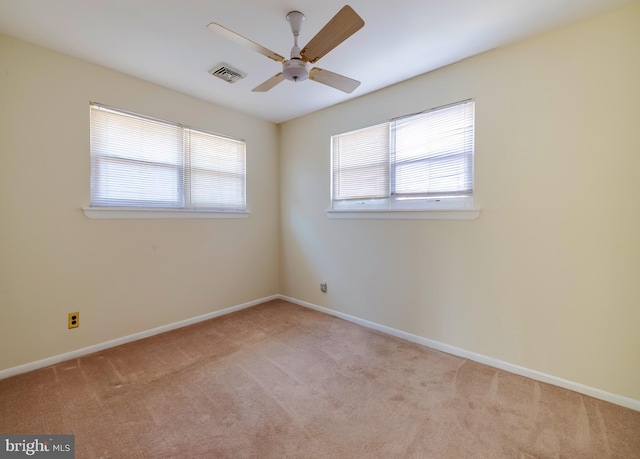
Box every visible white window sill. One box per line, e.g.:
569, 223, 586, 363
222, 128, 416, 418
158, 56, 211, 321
82, 207, 250, 219
326, 209, 480, 220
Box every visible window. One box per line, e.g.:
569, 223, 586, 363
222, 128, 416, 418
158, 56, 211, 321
89, 103, 246, 213
331, 100, 474, 213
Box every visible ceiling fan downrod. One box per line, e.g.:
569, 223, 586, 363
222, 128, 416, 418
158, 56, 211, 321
283, 11, 308, 82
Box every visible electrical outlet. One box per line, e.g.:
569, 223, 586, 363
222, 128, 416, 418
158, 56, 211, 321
68, 312, 79, 329
320, 282, 327, 293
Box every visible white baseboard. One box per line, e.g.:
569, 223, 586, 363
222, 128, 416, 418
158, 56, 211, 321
2, 293, 638, 413
0, 295, 279, 381
280, 295, 640, 413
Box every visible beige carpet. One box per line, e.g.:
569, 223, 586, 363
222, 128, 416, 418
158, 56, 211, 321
1, 300, 639, 458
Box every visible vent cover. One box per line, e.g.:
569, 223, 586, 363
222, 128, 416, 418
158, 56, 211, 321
209, 63, 247, 83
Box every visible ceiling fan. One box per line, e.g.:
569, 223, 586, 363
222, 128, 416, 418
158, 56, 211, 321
207, 5, 365, 93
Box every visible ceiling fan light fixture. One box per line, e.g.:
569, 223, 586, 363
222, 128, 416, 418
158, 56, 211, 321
282, 58, 308, 82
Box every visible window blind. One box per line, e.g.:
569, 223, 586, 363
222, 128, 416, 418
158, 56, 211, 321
392, 101, 474, 198
186, 128, 246, 209
331, 100, 474, 210
332, 122, 390, 201
90, 103, 246, 211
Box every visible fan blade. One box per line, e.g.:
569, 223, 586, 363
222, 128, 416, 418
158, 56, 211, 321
309, 68, 360, 93
206, 22, 285, 63
252, 73, 285, 92
300, 6, 364, 64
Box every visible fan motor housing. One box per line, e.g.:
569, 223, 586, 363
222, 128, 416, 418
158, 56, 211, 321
283, 58, 308, 82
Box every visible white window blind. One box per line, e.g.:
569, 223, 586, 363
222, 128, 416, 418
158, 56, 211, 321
332, 122, 389, 201
331, 100, 474, 211
90, 103, 246, 211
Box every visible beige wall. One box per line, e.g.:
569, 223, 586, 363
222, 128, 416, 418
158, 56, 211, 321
0, 35, 280, 370
279, 3, 640, 401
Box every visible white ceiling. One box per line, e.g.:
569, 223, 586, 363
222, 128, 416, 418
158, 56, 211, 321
0, 0, 636, 123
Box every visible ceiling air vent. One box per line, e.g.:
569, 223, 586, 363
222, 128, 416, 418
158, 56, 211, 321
209, 63, 246, 83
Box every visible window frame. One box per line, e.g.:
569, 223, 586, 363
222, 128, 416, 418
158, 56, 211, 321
329, 100, 479, 220
85, 103, 249, 219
